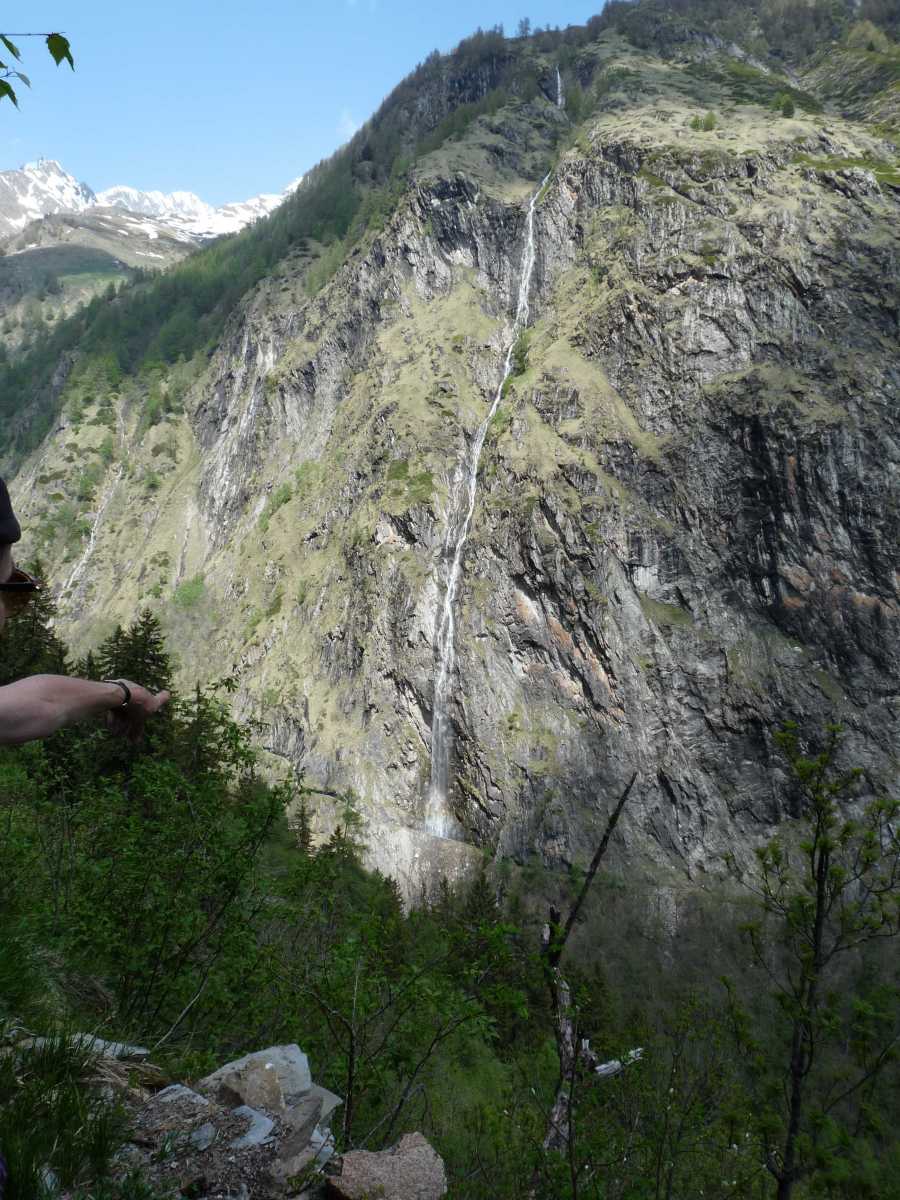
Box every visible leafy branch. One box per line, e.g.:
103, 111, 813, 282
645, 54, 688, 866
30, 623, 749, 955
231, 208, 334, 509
0, 31, 73, 108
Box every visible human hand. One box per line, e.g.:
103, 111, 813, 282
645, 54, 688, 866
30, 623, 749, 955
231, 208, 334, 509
106, 680, 170, 742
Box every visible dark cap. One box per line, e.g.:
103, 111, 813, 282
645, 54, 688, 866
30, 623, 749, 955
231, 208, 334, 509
0, 478, 21, 545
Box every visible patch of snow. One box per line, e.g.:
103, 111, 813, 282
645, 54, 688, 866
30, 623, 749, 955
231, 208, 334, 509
96, 175, 302, 238
0, 159, 304, 243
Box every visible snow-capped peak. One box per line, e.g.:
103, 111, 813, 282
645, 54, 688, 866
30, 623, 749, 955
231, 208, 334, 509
0, 160, 302, 242
0, 159, 95, 235
94, 179, 302, 238
94, 185, 209, 219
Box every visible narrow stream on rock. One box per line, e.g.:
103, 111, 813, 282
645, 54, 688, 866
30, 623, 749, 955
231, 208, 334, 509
556, 66, 564, 108
425, 174, 550, 838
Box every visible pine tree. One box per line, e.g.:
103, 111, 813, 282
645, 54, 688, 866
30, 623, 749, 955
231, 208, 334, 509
72, 649, 100, 680
463, 869, 499, 927
96, 609, 172, 692
94, 624, 125, 682
294, 794, 313, 855
0, 563, 68, 686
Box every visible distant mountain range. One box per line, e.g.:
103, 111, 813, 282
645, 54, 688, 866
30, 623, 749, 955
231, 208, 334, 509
0, 159, 301, 242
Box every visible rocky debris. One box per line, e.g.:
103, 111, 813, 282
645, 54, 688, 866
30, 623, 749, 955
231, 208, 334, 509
325, 1132, 448, 1200
198, 1044, 313, 1111
230, 1105, 276, 1150
821, 166, 882, 200
114, 1046, 344, 1198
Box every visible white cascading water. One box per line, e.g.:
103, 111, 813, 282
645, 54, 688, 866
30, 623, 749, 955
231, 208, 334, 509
61, 464, 122, 597
425, 175, 550, 838
556, 66, 564, 108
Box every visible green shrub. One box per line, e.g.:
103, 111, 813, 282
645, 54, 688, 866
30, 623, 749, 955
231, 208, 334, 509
406, 470, 434, 504
258, 481, 294, 532
386, 458, 409, 482
172, 574, 205, 608
510, 330, 530, 377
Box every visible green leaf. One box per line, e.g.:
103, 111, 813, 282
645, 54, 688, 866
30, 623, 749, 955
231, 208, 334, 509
1, 35, 21, 60
46, 33, 74, 70
0, 79, 19, 107
12, 72, 31, 88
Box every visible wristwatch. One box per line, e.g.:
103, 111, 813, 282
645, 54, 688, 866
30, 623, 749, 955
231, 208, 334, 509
103, 679, 132, 707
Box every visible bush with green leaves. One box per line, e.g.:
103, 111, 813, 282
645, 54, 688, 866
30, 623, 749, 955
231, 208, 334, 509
690, 110, 718, 131
0, 609, 285, 1044
258, 481, 293, 532
726, 724, 900, 1200
172, 574, 205, 609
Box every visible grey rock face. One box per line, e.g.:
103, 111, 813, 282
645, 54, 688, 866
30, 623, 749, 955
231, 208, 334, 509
198, 1043, 313, 1109
229, 1105, 276, 1149
193, 117, 897, 884
20, 60, 898, 893
189, 1121, 218, 1150
156, 1083, 210, 1106
21, 1033, 149, 1060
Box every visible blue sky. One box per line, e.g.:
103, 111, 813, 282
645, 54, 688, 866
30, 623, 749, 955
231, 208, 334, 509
1, 2, 601, 205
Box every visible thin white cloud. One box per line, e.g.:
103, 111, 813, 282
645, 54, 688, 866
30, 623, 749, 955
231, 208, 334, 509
337, 108, 359, 140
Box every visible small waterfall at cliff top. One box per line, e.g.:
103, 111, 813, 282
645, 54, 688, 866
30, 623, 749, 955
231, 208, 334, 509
425, 175, 550, 839
556, 66, 565, 108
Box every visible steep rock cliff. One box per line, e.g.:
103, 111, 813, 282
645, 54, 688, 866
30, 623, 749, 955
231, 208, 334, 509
11, 31, 899, 891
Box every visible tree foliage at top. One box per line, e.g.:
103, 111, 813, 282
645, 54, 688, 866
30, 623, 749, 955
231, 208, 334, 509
596, 0, 891, 61
0, 30, 73, 108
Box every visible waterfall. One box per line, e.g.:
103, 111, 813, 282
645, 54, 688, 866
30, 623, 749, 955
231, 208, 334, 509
62, 464, 123, 597
556, 66, 564, 108
425, 174, 550, 839
62, 403, 126, 598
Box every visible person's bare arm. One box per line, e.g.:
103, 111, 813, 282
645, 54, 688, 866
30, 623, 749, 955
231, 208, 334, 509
0, 675, 170, 746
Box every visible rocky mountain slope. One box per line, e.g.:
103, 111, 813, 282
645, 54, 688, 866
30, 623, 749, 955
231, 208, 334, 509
0, 163, 302, 357
6, 11, 899, 893
0, 209, 197, 355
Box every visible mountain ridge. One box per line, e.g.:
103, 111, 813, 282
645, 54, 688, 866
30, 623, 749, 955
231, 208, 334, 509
0, 158, 301, 241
